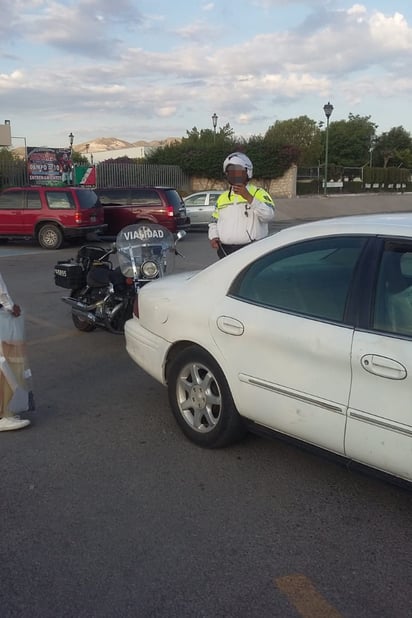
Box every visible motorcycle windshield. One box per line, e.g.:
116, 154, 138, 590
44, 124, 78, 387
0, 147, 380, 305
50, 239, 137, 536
115, 223, 176, 278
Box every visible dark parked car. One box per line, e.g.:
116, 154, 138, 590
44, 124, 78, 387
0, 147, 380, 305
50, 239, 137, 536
96, 187, 190, 236
0, 186, 106, 249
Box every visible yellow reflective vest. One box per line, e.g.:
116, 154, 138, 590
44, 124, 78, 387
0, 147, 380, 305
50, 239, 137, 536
208, 183, 275, 245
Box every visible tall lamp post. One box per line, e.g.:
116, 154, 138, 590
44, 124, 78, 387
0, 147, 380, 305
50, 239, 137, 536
323, 101, 333, 196
212, 113, 218, 142
68, 132, 74, 156
68, 132, 74, 185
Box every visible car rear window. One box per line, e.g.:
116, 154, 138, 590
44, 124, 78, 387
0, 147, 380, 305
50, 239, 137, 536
164, 189, 184, 211
130, 190, 162, 205
97, 189, 130, 205
75, 189, 100, 209
46, 191, 75, 210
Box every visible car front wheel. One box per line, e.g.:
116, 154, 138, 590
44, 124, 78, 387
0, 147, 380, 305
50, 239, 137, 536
167, 346, 246, 448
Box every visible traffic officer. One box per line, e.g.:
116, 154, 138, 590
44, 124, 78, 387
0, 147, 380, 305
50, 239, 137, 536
208, 152, 275, 258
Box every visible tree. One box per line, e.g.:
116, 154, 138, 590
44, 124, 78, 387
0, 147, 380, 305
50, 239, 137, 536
0, 147, 19, 163
325, 114, 377, 167
0, 147, 26, 188
264, 116, 322, 166
146, 123, 237, 178
373, 127, 412, 168
71, 151, 90, 166
184, 123, 235, 144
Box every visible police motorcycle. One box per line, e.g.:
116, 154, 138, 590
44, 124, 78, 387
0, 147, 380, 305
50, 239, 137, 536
54, 223, 185, 334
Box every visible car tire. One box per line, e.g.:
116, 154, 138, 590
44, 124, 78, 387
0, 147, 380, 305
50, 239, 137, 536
38, 224, 63, 249
167, 346, 246, 448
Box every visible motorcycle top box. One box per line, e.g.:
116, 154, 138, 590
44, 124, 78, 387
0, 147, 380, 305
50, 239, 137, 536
54, 245, 110, 289
54, 261, 86, 289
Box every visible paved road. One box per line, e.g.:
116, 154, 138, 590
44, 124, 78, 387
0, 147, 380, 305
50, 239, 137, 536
0, 232, 411, 617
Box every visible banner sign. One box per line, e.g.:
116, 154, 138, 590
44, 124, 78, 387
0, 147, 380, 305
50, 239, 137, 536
27, 147, 73, 185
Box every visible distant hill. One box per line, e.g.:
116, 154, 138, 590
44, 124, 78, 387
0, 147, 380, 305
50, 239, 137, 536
75, 136, 181, 154
10, 136, 182, 159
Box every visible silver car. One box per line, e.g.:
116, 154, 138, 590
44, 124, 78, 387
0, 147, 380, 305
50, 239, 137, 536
183, 191, 223, 229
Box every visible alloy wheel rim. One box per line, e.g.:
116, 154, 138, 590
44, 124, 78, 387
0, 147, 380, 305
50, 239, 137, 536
176, 362, 222, 433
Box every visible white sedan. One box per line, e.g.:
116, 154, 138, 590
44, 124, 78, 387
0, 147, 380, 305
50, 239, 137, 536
125, 214, 412, 486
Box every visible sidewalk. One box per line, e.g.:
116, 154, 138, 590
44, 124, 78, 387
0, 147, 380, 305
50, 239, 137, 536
274, 193, 412, 222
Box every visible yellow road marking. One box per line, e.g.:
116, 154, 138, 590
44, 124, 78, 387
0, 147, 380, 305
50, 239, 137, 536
28, 331, 80, 346
275, 574, 343, 618
26, 315, 57, 329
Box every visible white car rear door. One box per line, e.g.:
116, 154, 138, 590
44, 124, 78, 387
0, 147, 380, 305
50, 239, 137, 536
346, 240, 412, 481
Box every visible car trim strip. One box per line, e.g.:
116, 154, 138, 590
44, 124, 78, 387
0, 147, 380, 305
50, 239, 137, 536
238, 374, 344, 414
349, 410, 412, 437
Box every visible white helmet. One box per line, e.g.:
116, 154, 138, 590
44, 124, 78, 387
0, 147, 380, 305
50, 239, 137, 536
223, 152, 253, 179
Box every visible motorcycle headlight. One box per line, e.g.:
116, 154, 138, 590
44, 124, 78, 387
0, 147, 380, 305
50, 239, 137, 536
141, 260, 159, 279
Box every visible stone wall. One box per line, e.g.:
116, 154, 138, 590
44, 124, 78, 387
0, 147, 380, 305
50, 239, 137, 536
190, 164, 297, 198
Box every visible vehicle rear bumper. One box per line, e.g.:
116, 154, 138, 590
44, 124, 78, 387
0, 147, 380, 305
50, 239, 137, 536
176, 217, 191, 231
125, 318, 170, 385
64, 224, 107, 238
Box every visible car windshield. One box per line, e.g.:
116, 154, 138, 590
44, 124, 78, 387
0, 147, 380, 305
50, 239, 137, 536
115, 223, 177, 277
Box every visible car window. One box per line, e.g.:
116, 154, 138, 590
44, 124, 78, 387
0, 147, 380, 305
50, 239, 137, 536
372, 241, 412, 336
26, 192, 42, 209
230, 236, 367, 322
185, 194, 207, 207
45, 191, 75, 210
129, 190, 162, 205
210, 193, 221, 205
98, 189, 131, 205
76, 189, 100, 209
0, 191, 24, 209
163, 189, 184, 208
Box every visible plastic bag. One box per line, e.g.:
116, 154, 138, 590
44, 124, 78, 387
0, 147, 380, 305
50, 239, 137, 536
0, 309, 25, 343
0, 309, 34, 415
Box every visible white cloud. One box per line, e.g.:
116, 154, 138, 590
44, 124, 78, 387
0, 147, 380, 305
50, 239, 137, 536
3, 1, 412, 145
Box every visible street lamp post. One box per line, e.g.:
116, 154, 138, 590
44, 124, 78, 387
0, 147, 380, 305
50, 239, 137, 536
68, 132, 74, 184
212, 113, 218, 142
68, 132, 74, 156
323, 101, 334, 196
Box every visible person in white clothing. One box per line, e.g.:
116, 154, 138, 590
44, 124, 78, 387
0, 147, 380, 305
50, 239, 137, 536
0, 274, 31, 431
208, 152, 275, 258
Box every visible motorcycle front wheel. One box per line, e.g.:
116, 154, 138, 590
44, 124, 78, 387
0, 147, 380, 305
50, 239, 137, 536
71, 288, 96, 332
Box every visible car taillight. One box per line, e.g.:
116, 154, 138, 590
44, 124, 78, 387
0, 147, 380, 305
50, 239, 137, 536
75, 212, 84, 223
132, 295, 140, 317
166, 205, 174, 217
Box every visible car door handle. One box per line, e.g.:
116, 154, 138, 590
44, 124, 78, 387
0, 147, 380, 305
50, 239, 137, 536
217, 316, 244, 336
360, 354, 407, 380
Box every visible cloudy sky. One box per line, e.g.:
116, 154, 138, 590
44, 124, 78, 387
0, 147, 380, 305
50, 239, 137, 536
2, 0, 412, 149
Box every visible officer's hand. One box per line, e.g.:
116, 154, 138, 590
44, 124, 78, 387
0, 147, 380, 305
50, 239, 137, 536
210, 238, 220, 249
11, 304, 21, 317
232, 184, 252, 203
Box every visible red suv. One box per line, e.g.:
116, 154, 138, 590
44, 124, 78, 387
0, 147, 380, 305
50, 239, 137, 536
0, 186, 106, 249
96, 187, 190, 235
